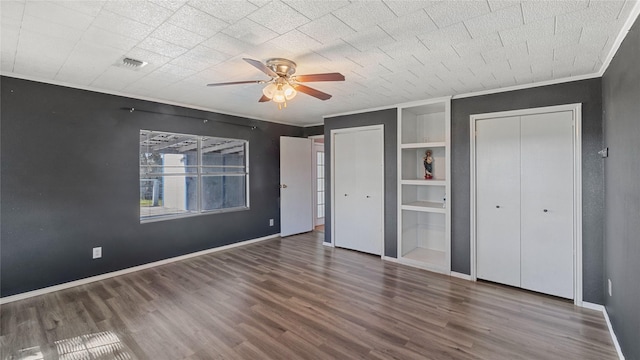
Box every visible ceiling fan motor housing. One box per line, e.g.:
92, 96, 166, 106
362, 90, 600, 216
266, 58, 297, 77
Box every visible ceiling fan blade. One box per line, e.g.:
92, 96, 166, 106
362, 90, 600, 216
243, 58, 278, 78
258, 95, 270, 103
207, 80, 262, 87
295, 84, 332, 101
294, 73, 345, 82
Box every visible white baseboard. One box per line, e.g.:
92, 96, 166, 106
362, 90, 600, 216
450, 271, 473, 281
322, 242, 334, 247
582, 302, 625, 360
382, 256, 398, 262
0, 234, 280, 305
581, 301, 605, 311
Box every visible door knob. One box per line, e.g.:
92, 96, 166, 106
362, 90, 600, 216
366, 195, 371, 198
344, 194, 348, 196
543, 209, 548, 212
281, 184, 287, 188
496, 205, 500, 208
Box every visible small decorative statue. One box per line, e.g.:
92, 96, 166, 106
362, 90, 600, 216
423, 150, 433, 179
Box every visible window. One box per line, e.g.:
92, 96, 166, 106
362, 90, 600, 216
139, 130, 248, 222
316, 151, 325, 219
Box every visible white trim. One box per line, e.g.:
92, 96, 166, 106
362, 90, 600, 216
598, 0, 640, 77
330, 124, 385, 256
322, 241, 335, 248
397, 96, 453, 110
304, 122, 325, 127
324, 104, 397, 119
581, 302, 605, 311
602, 306, 626, 360
452, 73, 601, 100
581, 302, 626, 360
0, 234, 280, 305
382, 256, 399, 263
450, 272, 472, 281
469, 103, 583, 305
0, 73, 302, 127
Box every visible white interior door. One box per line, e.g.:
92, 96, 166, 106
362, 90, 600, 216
476, 116, 522, 287
280, 136, 313, 237
333, 127, 384, 255
520, 111, 574, 298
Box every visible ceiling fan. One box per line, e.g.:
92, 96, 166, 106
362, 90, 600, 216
207, 58, 345, 109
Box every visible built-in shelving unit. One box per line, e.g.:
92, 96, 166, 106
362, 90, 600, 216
397, 97, 451, 274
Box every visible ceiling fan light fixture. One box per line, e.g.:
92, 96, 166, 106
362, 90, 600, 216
262, 83, 277, 99
283, 83, 297, 100
272, 87, 286, 103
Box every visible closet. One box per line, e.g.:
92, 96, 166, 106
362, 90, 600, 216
475, 109, 575, 299
332, 125, 384, 255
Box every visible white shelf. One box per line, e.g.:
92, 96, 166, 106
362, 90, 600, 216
401, 248, 447, 268
402, 201, 445, 213
401, 179, 446, 186
401, 142, 446, 149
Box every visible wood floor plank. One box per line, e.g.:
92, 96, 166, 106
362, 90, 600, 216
0, 231, 618, 360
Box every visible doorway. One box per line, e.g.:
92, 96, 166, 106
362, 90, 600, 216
311, 137, 325, 231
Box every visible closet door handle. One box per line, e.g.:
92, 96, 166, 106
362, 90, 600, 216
366, 195, 371, 198
496, 205, 500, 208
543, 209, 548, 213
344, 194, 348, 196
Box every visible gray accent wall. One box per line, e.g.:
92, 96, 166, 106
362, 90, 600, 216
602, 17, 639, 360
0, 77, 303, 297
303, 125, 324, 137
323, 109, 398, 257
451, 78, 604, 303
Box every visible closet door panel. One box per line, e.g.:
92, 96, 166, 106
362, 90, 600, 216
334, 131, 358, 249
476, 117, 521, 287
354, 128, 384, 255
520, 111, 574, 299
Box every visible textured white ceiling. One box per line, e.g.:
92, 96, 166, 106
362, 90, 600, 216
1, 0, 637, 126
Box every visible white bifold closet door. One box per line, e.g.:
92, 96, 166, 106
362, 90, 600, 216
476, 111, 574, 299
334, 127, 383, 255
520, 112, 574, 299
476, 116, 521, 288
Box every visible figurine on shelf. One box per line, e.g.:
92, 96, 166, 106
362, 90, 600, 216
423, 150, 433, 179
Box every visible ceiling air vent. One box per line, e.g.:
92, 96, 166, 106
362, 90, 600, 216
115, 57, 148, 70
122, 57, 147, 68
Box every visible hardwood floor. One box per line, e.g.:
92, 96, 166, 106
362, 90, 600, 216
1, 231, 617, 360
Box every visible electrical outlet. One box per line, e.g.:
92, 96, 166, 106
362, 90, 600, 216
608, 279, 612, 296
269, 219, 274, 226
92, 247, 102, 259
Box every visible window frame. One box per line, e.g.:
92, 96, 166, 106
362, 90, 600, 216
140, 130, 250, 223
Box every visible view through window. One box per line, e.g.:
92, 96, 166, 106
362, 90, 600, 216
140, 130, 248, 222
